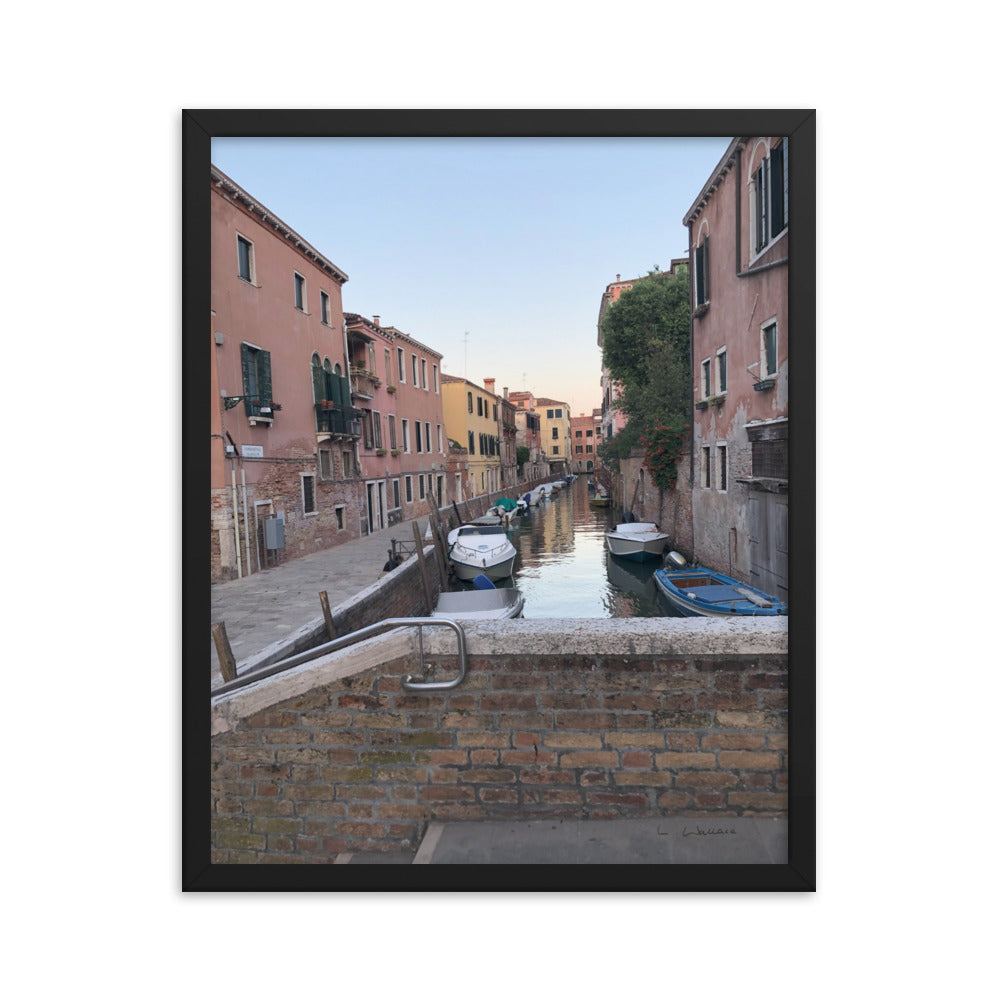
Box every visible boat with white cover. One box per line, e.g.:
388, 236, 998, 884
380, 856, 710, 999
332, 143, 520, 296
432, 574, 525, 620
605, 522, 670, 562
446, 524, 518, 581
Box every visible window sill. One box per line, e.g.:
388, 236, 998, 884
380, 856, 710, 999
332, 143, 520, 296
693, 302, 709, 318
248, 416, 273, 427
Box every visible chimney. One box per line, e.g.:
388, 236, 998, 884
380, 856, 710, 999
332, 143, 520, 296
616, 274, 620, 282
503, 386, 509, 399
373, 315, 380, 327
484, 378, 495, 394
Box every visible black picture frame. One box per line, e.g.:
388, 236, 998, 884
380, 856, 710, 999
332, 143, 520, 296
183, 109, 815, 892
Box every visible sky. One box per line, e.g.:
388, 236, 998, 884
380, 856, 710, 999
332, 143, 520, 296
211, 136, 731, 417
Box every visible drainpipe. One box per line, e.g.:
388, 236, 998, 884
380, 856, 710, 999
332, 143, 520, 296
687, 220, 696, 496
231, 467, 243, 579
241, 468, 252, 576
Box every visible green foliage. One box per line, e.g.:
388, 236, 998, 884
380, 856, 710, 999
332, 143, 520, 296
516, 445, 530, 468
599, 265, 691, 487
639, 422, 689, 491
596, 436, 621, 474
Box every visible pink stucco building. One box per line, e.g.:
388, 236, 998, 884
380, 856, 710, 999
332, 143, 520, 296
211, 166, 358, 581
345, 313, 447, 531
682, 137, 789, 601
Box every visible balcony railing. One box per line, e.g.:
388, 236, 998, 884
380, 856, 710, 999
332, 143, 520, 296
350, 369, 381, 398
316, 402, 363, 438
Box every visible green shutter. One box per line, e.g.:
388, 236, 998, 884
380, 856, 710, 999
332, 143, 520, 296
257, 350, 272, 405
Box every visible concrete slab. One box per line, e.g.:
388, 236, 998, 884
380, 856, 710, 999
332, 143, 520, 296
414, 817, 787, 865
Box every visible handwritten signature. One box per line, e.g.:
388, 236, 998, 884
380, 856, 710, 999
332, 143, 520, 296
657, 824, 738, 837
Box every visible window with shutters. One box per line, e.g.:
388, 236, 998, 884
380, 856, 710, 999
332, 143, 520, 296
237, 234, 256, 284
716, 347, 727, 395
701, 358, 712, 399
241, 343, 272, 419
320, 291, 331, 326
302, 473, 316, 515
694, 235, 709, 310
294, 272, 307, 312
761, 321, 778, 379
750, 138, 789, 257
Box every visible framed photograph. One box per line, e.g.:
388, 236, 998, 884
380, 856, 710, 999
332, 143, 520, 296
184, 109, 815, 891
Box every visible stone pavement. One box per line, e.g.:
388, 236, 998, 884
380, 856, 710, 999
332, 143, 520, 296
210, 514, 433, 688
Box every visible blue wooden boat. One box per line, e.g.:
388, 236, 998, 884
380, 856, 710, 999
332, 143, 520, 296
653, 560, 787, 617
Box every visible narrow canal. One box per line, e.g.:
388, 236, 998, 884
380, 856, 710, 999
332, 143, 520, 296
504, 477, 681, 618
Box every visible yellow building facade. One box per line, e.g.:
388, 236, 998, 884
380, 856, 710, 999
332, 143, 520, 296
441, 376, 503, 498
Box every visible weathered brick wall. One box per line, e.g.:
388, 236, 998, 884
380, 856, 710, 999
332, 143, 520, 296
211, 623, 787, 862
619, 450, 694, 558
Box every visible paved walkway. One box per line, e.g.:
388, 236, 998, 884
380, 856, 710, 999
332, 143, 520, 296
210, 514, 434, 688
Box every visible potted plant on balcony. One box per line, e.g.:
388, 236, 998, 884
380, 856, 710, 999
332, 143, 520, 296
386, 384, 397, 394
376, 448, 387, 457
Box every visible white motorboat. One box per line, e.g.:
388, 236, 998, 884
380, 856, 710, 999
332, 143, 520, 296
432, 575, 525, 620
605, 522, 670, 562
447, 524, 518, 581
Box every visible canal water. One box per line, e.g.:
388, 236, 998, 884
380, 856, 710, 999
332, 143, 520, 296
502, 478, 681, 619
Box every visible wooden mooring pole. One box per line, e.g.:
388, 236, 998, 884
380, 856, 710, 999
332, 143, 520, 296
211, 622, 238, 683
411, 520, 434, 614
319, 590, 336, 640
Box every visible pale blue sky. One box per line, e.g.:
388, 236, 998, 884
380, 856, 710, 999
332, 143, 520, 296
211, 136, 730, 416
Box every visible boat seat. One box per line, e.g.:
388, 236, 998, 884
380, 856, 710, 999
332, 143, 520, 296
685, 585, 746, 604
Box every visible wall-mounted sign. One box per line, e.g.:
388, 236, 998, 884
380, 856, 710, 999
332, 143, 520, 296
242, 445, 264, 458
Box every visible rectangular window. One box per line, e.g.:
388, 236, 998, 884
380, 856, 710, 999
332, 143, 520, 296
388, 414, 397, 450
433, 365, 439, 392
437, 424, 443, 453
468, 431, 475, 454
319, 449, 332, 479
415, 421, 422, 453
373, 411, 383, 450
320, 290, 331, 325
703, 447, 712, 489
397, 348, 406, 383
343, 450, 353, 477
294, 272, 306, 311
384, 349, 392, 385
468, 392, 473, 413
554, 409, 562, 419
717, 348, 727, 394
552, 445, 559, 455
419, 475, 426, 500
718, 444, 728, 492
547, 409, 554, 419
405, 476, 413, 503
762, 322, 778, 377
575, 430, 583, 438
411, 354, 418, 385
362, 410, 374, 450
392, 479, 400, 509
302, 474, 316, 515
240, 342, 272, 417
552, 427, 558, 439
694, 237, 709, 307
477, 397, 483, 417
420, 358, 427, 389
425, 423, 431, 453
702, 358, 712, 398
753, 138, 789, 254
237, 235, 255, 283
402, 419, 411, 453
335, 506, 344, 530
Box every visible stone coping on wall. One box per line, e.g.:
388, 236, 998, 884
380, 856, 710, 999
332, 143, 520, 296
211, 617, 787, 736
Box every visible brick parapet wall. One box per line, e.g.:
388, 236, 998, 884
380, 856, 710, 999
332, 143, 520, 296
211, 620, 787, 862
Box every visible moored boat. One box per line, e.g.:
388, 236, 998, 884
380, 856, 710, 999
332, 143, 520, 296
653, 555, 787, 617
432, 574, 525, 620
605, 522, 670, 562
589, 492, 610, 507
447, 524, 518, 581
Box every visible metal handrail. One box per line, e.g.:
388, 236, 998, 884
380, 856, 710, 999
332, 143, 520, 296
211, 617, 468, 697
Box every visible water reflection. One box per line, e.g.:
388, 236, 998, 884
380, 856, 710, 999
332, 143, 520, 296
506, 478, 681, 619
